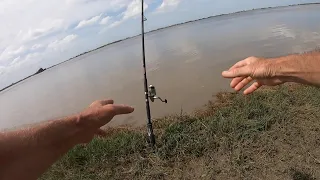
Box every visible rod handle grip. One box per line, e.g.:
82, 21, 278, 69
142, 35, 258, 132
148, 134, 156, 146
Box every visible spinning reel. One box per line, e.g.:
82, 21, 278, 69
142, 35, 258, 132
148, 85, 167, 104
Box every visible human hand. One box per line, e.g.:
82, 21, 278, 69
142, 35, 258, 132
78, 99, 134, 140
222, 56, 286, 94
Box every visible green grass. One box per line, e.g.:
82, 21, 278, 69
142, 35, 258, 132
41, 84, 320, 180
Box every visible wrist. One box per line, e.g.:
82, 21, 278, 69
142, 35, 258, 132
69, 114, 96, 144
270, 55, 301, 83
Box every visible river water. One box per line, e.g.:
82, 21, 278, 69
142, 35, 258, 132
1, 5, 320, 129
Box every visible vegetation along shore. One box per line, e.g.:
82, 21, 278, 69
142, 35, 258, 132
41, 84, 320, 179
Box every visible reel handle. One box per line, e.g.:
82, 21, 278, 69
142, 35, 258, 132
158, 97, 168, 104
148, 85, 168, 104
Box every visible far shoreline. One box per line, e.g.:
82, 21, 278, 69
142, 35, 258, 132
1, 2, 319, 93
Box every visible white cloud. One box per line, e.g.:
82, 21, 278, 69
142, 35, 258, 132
103, 0, 148, 30
123, 0, 148, 20
31, 44, 44, 50
0, 45, 27, 64
21, 19, 65, 42
75, 15, 102, 29
10, 46, 27, 56
9, 52, 42, 67
109, 21, 124, 29
25, 52, 41, 61
157, 0, 182, 12
10, 56, 21, 65
65, 0, 83, 5
6, 52, 42, 73
100, 16, 111, 25
48, 34, 78, 50
0, 0, 132, 52
0, 65, 5, 75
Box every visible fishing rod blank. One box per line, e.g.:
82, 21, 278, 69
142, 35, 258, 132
140, 0, 167, 147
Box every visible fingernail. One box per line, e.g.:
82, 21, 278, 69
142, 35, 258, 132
130, 107, 135, 112
222, 70, 230, 75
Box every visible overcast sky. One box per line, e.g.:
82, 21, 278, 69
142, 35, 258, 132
0, 0, 319, 89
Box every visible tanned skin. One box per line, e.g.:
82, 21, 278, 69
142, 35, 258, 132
0, 100, 134, 180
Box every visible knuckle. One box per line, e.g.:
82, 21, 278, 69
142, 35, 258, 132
105, 105, 116, 116
247, 56, 260, 63
247, 56, 256, 61
232, 69, 239, 75
89, 101, 98, 107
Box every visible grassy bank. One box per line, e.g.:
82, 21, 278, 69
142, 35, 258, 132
41, 84, 320, 180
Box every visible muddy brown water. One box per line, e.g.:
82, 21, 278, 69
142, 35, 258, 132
1, 5, 320, 129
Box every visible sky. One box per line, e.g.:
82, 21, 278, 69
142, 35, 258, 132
0, 0, 319, 89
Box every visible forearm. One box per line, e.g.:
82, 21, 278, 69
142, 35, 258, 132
0, 115, 93, 180
273, 51, 320, 86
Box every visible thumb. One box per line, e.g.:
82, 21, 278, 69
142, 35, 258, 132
222, 66, 251, 78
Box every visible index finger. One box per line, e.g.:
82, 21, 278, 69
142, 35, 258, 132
105, 104, 135, 116
222, 66, 251, 78
229, 59, 247, 70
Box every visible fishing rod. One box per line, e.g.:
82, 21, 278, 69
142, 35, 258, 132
141, 0, 167, 147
